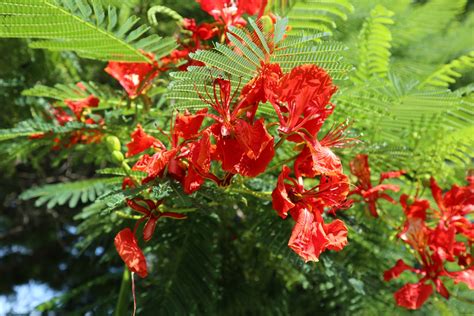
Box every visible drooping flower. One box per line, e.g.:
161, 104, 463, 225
349, 154, 405, 217
114, 228, 148, 278
105, 52, 159, 98
271, 165, 350, 262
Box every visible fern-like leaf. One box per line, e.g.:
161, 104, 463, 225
273, 0, 354, 35
352, 5, 394, 82
0, 0, 177, 62
420, 51, 474, 88
0, 119, 99, 141
20, 177, 122, 208
167, 17, 352, 110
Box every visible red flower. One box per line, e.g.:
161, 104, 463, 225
199, 78, 275, 177
349, 154, 405, 217
127, 198, 187, 242
64, 95, 99, 120
293, 122, 354, 178
126, 125, 165, 157
183, 18, 218, 49
51, 107, 74, 126
114, 228, 148, 278
430, 177, 474, 240
240, 62, 283, 112
196, 0, 267, 28
105, 52, 159, 98
273, 64, 337, 137
271, 165, 350, 262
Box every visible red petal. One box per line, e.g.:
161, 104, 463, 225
237, 0, 268, 16
126, 124, 164, 157
380, 170, 406, 182
434, 278, 450, 299
294, 141, 342, 178
132, 149, 177, 182
448, 266, 474, 289
233, 118, 273, 159
183, 165, 205, 194
400, 194, 429, 220
174, 108, 207, 143
394, 282, 433, 310
349, 154, 371, 190
277, 64, 337, 135
240, 62, 282, 108
288, 206, 327, 262
213, 120, 274, 177
190, 129, 212, 173
114, 228, 148, 278
323, 219, 348, 251
143, 216, 158, 242
65, 95, 100, 119
430, 177, 445, 211
105, 58, 158, 98
316, 172, 350, 209
271, 165, 295, 219
384, 259, 415, 281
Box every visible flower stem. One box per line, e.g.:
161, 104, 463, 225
114, 266, 131, 316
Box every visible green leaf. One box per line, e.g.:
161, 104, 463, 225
0, 0, 177, 62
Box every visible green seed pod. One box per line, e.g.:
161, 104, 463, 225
111, 151, 124, 164
260, 15, 273, 33
105, 135, 121, 152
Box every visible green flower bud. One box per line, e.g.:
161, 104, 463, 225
111, 151, 124, 164
105, 136, 121, 152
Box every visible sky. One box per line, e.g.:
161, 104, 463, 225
0, 281, 60, 315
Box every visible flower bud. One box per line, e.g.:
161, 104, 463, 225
111, 151, 124, 164
105, 135, 121, 152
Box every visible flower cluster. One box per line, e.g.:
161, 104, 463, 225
30, 83, 103, 148
113, 60, 353, 272
384, 176, 474, 309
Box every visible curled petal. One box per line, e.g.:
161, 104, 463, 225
430, 177, 445, 211
393, 282, 433, 310
143, 216, 159, 242
126, 124, 164, 157
380, 170, 406, 183
288, 207, 326, 263
349, 154, 371, 190
174, 108, 207, 143
114, 228, 148, 278
105, 55, 158, 98
323, 219, 348, 251
271, 165, 295, 219
65, 95, 99, 119
383, 259, 415, 282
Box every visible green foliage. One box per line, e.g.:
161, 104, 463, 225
0, 119, 99, 141
167, 17, 352, 110
20, 177, 122, 208
352, 5, 394, 82
273, 0, 354, 35
0, 0, 177, 62
421, 51, 474, 88
391, 0, 467, 49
